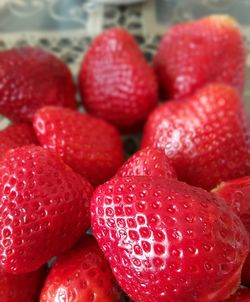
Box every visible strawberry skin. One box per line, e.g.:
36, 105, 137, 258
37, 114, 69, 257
214, 176, 250, 234
224, 288, 250, 302
0, 265, 46, 302
0, 123, 38, 160
155, 15, 246, 99
79, 28, 158, 132
0, 145, 93, 274
33, 106, 124, 186
142, 83, 250, 190
91, 176, 249, 302
0, 47, 76, 121
40, 235, 121, 302
116, 146, 177, 178
213, 176, 250, 288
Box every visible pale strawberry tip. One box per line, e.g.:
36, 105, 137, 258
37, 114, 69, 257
207, 15, 240, 28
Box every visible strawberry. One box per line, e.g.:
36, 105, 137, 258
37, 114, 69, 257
116, 146, 177, 178
0, 47, 76, 122
154, 15, 246, 99
0, 123, 38, 160
0, 265, 46, 302
40, 235, 121, 302
142, 83, 250, 190
0, 145, 93, 274
224, 288, 250, 302
213, 176, 250, 234
213, 176, 250, 288
79, 28, 158, 132
91, 176, 249, 302
33, 106, 124, 186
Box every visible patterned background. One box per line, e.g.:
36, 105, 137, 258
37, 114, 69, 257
0, 0, 249, 161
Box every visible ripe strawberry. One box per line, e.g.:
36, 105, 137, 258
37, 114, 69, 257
213, 176, 250, 288
91, 176, 249, 302
0, 145, 93, 274
213, 176, 250, 233
154, 15, 246, 99
224, 288, 250, 302
116, 146, 177, 178
0, 47, 76, 121
0, 265, 46, 302
79, 28, 158, 132
33, 106, 124, 186
40, 235, 121, 302
142, 83, 250, 190
0, 123, 38, 160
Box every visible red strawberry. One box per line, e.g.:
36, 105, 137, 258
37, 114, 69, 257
142, 83, 250, 190
213, 176, 250, 234
0, 265, 46, 302
116, 146, 177, 178
0, 145, 93, 274
33, 106, 124, 186
213, 176, 250, 288
0, 123, 38, 160
154, 15, 246, 99
91, 176, 249, 302
0, 47, 76, 121
79, 28, 158, 132
224, 288, 250, 302
40, 235, 121, 302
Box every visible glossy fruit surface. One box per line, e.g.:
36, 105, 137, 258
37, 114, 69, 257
0, 265, 46, 302
0, 47, 76, 121
0, 123, 37, 160
33, 106, 124, 186
155, 15, 246, 99
213, 176, 250, 287
40, 236, 121, 302
214, 176, 250, 233
0, 145, 93, 274
91, 176, 249, 302
142, 83, 250, 190
79, 28, 158, 132
116, 146, 177, 178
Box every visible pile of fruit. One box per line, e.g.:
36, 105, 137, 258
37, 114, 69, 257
0, 14, 250, 302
